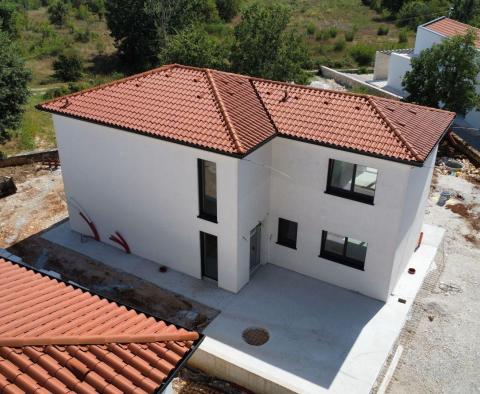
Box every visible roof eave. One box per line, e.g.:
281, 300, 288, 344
5, 258, 205, 394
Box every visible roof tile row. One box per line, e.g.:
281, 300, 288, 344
38, 64, 456, 164
0, 258, 199, 394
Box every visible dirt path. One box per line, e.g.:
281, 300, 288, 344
387, 173, 480, 394
0, 164, 67, 248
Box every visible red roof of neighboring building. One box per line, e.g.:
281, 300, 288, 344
38, 64, 455, 164
423, 17, 480, 47
0, 258, 200, 394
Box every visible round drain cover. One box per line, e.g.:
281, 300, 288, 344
242, 327, 269, 346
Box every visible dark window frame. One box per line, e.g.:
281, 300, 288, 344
325, 159, 376, 205
198, 159, 218, 223
319, 230, 366, 271
200, 231, 218, 281
276, 218, 298, 250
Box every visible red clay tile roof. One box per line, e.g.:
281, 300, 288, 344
423, 17, 480, 48
38, 64, 455, 164
0, 258, 200, 394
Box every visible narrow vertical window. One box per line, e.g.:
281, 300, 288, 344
200, 232, 218, 281
198, 159, 217, 222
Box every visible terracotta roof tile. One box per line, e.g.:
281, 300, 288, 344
37, 64, 455, 164
0, 258, 200, 394
423, 17, 480, 48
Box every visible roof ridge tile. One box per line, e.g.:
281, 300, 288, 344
367, 97, 422, 162
205, 69, 245, 153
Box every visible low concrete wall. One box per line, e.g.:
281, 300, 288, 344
188, 346, 295, 394
320, 66, 401, 99
0, 149, 58, 168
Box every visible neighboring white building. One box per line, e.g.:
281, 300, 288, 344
38, 64, 454, 301
375, 16, 480, 126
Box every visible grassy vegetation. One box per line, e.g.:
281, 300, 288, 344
3, 0, 416, 156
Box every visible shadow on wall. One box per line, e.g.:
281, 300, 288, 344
203, 263, 383, 389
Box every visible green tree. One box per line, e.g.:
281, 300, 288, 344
53, 49, 84, 81
106, 0, 219, 72
231, 3, 309, 83
381, 0, 406, 13
161, 24, 228, 68
0, 32, 31, 142
403, 31, 480, 114
397, 1, 432, 29
450, 0, 478, 23
48, 0, 70, 26
0, 1, 19, 36
216, 0, 239, 21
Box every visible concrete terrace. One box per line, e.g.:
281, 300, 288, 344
42, 221, 444, 394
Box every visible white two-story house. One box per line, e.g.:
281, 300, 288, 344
38, 64, 454, 301
375, 16, 480, 127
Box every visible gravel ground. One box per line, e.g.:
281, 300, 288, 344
387, 172, 480, 394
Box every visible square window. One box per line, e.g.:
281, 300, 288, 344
320, 230, 367, 270
277, 218, 298, 249
326, 159, 378, 204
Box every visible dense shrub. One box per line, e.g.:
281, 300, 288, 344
349, 44, 375, 66
0, 32, 31, 142
215, 0, 239, 21
334, 38, 346, 51
161, 24, 228, 69
316, 26, 338, 40
53, 49, 83, 81
377, 25, 389, 35
305, 21, 316, 36
344, 30, 355, 42
0, 1, 19, 36
73, 28, 91, 42
398, 29, 408, 43
397, 1, 431, 29
48, 1, 70, 26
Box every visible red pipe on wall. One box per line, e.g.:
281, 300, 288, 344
78, 212, 100, 241
415, 231, 424, 252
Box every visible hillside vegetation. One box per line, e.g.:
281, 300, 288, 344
0, 0, 430, 155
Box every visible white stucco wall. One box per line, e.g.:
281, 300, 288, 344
54, 115, 436, 301
373, 51, 391, 80
53, 115, 243, 293
237, 143, 272, 288
414, 26, 445, 54
386, 52, 413, 93
388, 146, 437, 293
266, 138, 413, 301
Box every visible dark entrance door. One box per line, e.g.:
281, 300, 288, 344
250, 224, 261, 273
200, 231, 218, 281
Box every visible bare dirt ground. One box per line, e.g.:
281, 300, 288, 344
0, 164, 67, 247
387, 165, 480, 394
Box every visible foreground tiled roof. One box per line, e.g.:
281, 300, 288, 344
38, 64, 455, 164
423, 17, 480, 48
0, 258, 200, 394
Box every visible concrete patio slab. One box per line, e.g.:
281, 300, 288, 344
42, 221, 234, 310
42, 221, 443, 394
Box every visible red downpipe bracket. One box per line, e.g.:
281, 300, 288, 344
78, 212, 100, 241
415, 231, 424, 252
109, 231, 131, 254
